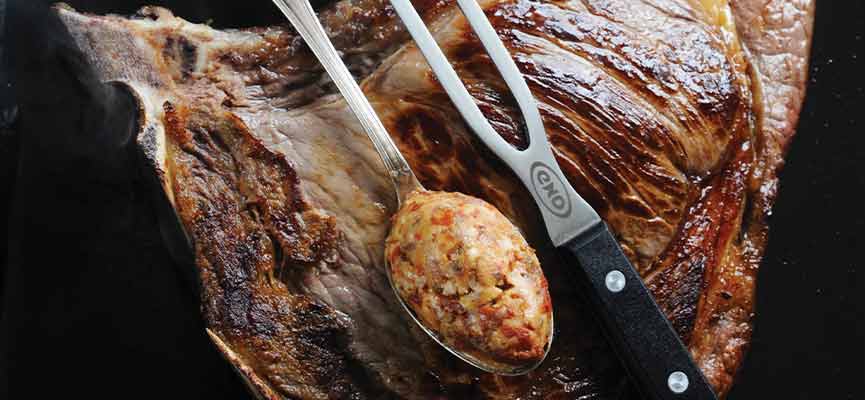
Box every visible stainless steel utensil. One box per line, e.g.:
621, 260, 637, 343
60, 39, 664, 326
270, 0, 553, 376
385, 0, 719, 398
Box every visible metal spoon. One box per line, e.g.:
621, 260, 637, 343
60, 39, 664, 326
271, 0, 552, 375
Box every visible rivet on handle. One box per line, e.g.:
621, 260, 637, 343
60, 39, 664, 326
604, 270, 626, 293
668, 371, 689, 394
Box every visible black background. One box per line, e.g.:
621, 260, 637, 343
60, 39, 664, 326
1, 1, 862, 399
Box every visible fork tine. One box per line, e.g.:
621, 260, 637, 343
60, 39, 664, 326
452, 0, 548, 149
391, 0, 601, 245
389, 0, 532, 165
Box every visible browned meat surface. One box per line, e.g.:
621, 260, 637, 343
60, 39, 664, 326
53, 0, 813, 398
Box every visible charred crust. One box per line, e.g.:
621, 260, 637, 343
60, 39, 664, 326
162, 35, 198, 79
161, 96, 360, 398
132, 6, 170, 21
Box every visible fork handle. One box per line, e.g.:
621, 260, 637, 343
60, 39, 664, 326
562, 223, 718, 400
270, 0, 421, 201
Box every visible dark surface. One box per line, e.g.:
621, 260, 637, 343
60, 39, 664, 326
725, 3, 865, 399
0, 0, 18, 322
0, 1, 862, 399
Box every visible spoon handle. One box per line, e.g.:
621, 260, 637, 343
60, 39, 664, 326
271, 0, 421, 201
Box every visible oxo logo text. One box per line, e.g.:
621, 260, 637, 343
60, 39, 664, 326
529, 161, 572, 218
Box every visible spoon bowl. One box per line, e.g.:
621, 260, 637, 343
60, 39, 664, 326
383, 230, 554, 376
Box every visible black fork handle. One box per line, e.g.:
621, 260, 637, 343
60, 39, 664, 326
561, 223, 718, 400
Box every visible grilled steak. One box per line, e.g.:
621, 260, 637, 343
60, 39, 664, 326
53, 0, 814, 398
